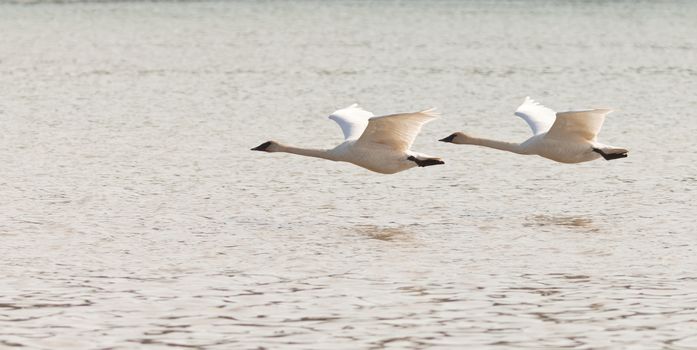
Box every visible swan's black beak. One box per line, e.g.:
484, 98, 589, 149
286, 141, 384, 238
251, 141, 272, 151
439, 134, 456, 143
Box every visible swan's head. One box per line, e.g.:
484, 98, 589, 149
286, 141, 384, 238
251, 140, 280, 152
439, 132, 471, 144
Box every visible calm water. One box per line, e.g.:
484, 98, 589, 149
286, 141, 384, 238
1, 1, 697, 349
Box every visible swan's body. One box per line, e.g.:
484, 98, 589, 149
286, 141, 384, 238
252, 104, 444, 174
440, 97, 628, 164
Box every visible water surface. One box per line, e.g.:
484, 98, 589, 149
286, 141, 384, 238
1, 1, 697, 349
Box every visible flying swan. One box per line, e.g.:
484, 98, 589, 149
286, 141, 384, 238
251, 104, 444, 174
439, 97, 628, 163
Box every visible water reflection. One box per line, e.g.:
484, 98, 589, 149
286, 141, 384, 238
354, 225, 414, 242
524, 215, 599, 232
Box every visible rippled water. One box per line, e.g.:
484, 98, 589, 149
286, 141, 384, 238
1, 1, 697, 349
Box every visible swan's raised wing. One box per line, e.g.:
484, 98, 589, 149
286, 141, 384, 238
546, 109, 612, 141
328, 104, 374, 140
356, 108, 439, 151
514, 97, 557, 135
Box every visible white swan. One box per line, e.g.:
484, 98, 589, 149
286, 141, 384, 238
440, 97, 628, 163
251, 104, 444, 174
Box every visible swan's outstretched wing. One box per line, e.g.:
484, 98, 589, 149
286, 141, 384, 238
546, 109, 612, 141
328, 104, 374, 140
356, 108, 439, 151
514, 97, 557, 135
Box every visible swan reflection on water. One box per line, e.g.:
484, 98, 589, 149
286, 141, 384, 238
354, 225, 415, 242
524, 214, 598, 232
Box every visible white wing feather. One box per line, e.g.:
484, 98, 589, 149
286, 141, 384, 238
328, 104, 374, 140
356, 108, 439, 151
514, 96, 557, 135
546, 109, 612, 141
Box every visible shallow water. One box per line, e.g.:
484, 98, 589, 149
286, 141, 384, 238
1, 1, 697, 349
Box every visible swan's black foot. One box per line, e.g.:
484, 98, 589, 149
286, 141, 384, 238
593, 148, 628, 160
408, 156, 445, 167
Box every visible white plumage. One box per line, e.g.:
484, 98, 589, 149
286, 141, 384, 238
441, 97, 628, 164
327, 104, 373, 140
514, 96, 556, 135
252, 104, 444, 174
356, 108, 439, 151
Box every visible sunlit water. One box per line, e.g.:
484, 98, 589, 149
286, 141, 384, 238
1, 1, 697, 349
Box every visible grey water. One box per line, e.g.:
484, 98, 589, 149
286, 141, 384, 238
1, 1, 697, 349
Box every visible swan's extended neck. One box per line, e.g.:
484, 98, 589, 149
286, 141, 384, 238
277, 144, 338, 161
466, 137, 527, 154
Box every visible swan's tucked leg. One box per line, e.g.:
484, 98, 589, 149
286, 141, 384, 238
592, 147, 628, 160
407, 155, 445, 167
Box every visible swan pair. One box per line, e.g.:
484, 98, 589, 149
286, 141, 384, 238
252, 97, 628, 174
